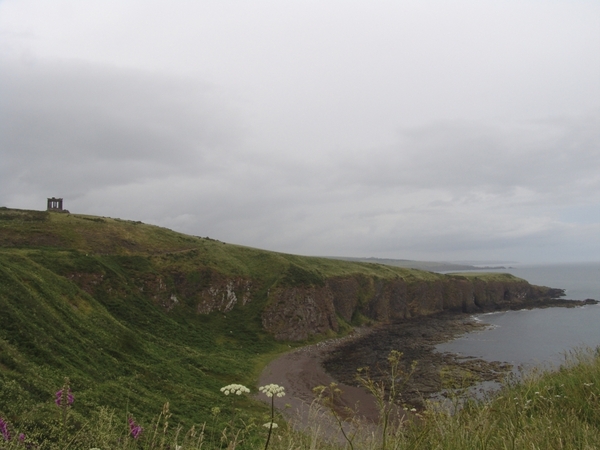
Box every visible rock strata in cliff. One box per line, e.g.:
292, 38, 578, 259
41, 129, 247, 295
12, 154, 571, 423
261, 274, 566, 341
261, 286, 339, 340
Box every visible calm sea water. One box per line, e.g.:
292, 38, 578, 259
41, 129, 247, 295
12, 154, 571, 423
436, 262, 600, 369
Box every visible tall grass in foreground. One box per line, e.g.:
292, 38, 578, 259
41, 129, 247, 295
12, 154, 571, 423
2, 349, 600, 449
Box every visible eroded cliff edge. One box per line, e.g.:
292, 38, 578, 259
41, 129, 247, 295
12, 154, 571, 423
62, 255, 564, 343
261, 273, 565, 341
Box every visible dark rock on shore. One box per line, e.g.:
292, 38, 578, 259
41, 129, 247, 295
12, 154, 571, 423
322, 313, 509, 408
322, 298, 597, 409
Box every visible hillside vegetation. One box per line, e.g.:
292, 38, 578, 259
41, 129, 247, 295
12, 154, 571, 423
0, 208, 562, 437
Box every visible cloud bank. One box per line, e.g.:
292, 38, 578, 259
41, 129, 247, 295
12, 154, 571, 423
1, 1, 599, 263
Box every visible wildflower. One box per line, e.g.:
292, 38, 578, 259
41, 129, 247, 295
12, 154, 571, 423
128, 417, 143, 439
55, 388, 74, 406
260, 384, 285, 450
0, 418, 10, 442
259, 384, 285, 398
18, 433, 25, 442
220, 384, 250, 396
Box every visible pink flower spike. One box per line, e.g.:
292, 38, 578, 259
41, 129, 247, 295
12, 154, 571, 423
0, 418, 11, 442
128, 416, 143, 439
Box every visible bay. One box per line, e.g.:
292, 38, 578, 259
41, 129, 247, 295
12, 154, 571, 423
436, 262, 600, 369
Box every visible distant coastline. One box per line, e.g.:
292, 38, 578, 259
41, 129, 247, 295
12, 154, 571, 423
328, 256, 511, 273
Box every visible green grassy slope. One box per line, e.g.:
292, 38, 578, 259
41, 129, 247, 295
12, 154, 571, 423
0, 249, 270, 426
0, 208, 526, 431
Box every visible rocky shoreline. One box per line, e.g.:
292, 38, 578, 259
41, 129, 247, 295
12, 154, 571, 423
259, 298, 598, 423
323, 298, 598, 409
323, 313, 509, 409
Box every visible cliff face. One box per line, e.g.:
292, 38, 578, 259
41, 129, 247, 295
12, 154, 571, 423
261, 275, 563, 341
117, 267, 562, 342
261, 286, 339, 341
65, 263, 562, 343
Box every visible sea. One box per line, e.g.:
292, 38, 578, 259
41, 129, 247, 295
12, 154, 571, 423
436, 262, 600, 371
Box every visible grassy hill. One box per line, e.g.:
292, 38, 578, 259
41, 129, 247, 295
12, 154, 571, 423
1, 207, 596, 450
0, 207, 558, 443
0, 208, 450, 427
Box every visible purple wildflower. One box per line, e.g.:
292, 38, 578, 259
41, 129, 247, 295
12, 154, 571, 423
128, 417, 143, 439
55, 388, 74, 407
0, 417, 11, 442
18, 433, 25, 442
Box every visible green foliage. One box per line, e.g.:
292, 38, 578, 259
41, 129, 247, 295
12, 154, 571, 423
355, 350, 417, 450
280, 264, 325, 287
0, 207, 543, 448
1, 349, 599, 448
447, 272, 523, 282
0, 248, 278, 429
0, 209, 48, 222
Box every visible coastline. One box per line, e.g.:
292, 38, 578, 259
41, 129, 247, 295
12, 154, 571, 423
323, 312, 510, 409
257, 312, 505, 431
257, 298, 598, 427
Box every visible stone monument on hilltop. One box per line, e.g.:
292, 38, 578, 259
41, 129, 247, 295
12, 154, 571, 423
47, 197, 69, 213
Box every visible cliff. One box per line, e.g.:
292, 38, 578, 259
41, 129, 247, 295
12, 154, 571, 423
261, 273, 563, 341
62, 262, 562, 342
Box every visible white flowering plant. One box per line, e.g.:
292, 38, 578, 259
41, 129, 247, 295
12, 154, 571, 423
259, 384, 285, 398
258, 384, 285, 449
220, 384, 250, 396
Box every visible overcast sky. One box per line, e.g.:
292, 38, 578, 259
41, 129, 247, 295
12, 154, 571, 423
1, 1, 599, 263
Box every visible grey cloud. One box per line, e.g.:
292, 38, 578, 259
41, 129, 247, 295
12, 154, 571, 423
337, 115, 600, 199
1, 51, 599, 263
0, 59, 244, 200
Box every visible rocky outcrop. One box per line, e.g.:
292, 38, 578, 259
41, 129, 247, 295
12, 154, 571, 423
168, 270, 253, 314
261, 286, 339, 341
68, 269, 254, 314
195, 278, 253, 314
261, 274, 565, 341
